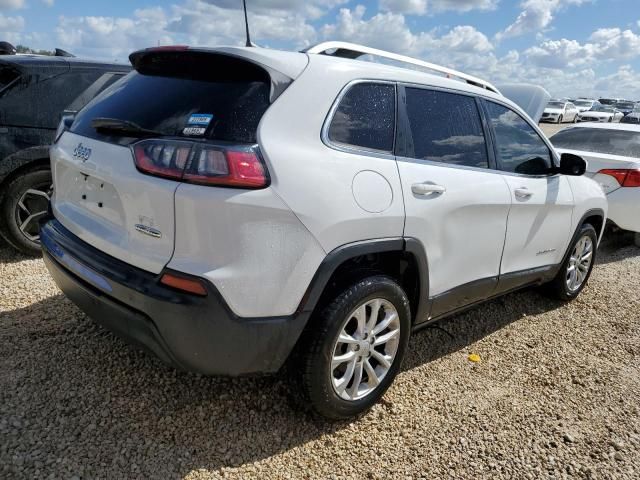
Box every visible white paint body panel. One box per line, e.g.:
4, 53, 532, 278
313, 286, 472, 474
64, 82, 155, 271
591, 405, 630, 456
500, 175, 574, 273
398, 161, 511, 295
168, 185, 326, 317
51, 132, 178, 274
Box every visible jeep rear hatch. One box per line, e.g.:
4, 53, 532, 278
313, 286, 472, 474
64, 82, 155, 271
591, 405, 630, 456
53, 48, 304, 274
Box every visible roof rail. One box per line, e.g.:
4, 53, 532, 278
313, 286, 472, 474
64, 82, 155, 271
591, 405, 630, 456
303, 41, 501, 95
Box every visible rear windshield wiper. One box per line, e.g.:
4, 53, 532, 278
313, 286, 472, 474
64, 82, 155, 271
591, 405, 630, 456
91, 117, 164, 138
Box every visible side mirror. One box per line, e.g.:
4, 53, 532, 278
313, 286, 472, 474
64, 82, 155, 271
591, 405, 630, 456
559, 153, 586, 176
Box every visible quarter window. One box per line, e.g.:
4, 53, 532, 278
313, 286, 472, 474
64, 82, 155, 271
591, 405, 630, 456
328, 82, 396, 153
404, 88, 489, 168
484, 101, 553, 175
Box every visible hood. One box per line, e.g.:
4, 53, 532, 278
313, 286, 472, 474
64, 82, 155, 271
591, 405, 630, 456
544, 108, 563, 114
576, 106, 591, 112
496, 83, 551, 123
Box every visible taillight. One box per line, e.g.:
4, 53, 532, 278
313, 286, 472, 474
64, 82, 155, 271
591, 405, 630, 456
132, 139, 268, 189
598, 169, 640, 187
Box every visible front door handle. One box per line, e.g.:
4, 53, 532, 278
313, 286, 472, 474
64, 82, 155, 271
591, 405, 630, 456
411, 182, 446, 196
514, 187, 533, 199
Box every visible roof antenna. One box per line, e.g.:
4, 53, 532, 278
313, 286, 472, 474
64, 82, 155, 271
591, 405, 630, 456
242, 0, 253, 47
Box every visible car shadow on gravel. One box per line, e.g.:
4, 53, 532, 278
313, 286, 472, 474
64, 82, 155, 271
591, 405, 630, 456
0, 241, 34, 264
402, 287, 562, 373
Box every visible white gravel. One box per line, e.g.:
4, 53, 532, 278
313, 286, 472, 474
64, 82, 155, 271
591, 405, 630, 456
1, 231, 639, 479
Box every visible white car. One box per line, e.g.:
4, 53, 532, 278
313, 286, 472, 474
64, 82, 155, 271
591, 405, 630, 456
541, 101, 579, 123
41, 41, 607, 419
578, 105, 624, 123
551, 123, 640, 245
573, 99, 600, 113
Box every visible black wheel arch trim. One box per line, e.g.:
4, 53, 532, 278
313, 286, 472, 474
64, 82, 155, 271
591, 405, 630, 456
297, 237, 431, 324
0, 146, 51, 186
565, 208, 606, 258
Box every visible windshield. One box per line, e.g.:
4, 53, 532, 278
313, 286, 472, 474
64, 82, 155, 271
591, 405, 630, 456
551, 127, 640, 157
574, 101, 592, 107
615, 102, 635, 110
590, 105, 614, 112
547, 102, 564, 108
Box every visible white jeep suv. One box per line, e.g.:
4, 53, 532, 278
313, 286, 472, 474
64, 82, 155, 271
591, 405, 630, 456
41, 42, 607, 419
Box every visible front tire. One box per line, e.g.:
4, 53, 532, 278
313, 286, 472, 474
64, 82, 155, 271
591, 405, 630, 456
0, 168, 52, 256
546, 224, 598, 301
558, 115, 563, 124
296, 276, 411, 419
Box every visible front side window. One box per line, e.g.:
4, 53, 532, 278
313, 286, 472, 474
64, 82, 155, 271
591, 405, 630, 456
484, 101, 553, 175
328, 82, 396, 153
551, 127, 640, 157
404, 88, 489, 168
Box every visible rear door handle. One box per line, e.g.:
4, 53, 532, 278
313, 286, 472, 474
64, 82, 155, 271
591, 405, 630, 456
411, 183, 446, 196
514, 187, 533, 199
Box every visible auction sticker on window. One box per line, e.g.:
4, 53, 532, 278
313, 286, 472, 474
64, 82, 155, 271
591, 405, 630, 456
183, 113, 214, 136
188, 114, 214, 126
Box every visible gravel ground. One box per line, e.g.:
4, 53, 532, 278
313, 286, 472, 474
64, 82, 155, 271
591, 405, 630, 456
1, 231, 639, 480
539, 122, 572, 138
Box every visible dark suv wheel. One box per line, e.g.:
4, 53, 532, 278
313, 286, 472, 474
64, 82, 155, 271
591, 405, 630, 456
0, 167, 52, 256
296, 275, 411, 419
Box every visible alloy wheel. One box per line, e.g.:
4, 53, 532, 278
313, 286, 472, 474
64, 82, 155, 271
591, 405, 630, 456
15, 184, 52, 242
331, 298, 401, 401
566, 235, 594, 292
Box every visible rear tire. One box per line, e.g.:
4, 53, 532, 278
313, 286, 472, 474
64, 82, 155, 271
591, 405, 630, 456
545, 224, 598, 301
558, 115, 563, 124
0, 168, 52, 256
294, 276, 411, 420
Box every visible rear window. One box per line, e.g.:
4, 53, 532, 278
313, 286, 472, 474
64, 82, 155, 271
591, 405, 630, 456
71, 53, 273, 144
327, 82, 396, 153
551, 128, 640, 158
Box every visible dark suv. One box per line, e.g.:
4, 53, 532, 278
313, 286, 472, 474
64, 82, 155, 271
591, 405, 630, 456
0, 44, 130, 255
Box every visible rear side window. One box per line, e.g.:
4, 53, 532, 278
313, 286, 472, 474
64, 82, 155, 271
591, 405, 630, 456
551, 127, 640, 158
72, 53, 273, 144
484, 101, 553, 175
328, 82, 396, 153
404, 88, 489, 168
65, 72, 127, 113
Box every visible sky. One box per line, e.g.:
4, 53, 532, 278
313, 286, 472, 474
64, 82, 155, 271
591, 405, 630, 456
1, 0, 639, 99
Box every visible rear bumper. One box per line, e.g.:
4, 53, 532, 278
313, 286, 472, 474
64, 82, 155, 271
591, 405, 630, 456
40, 219, 309, 376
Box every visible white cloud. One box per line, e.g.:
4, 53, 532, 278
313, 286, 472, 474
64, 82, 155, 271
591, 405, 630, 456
321, 6, 493, 56
497, 0, 590, 40
0, 0, 24, 10
380, 0, 498, 15
0, 13, 23, 30
525, 27, 640, 68
42, 0, 54, 7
